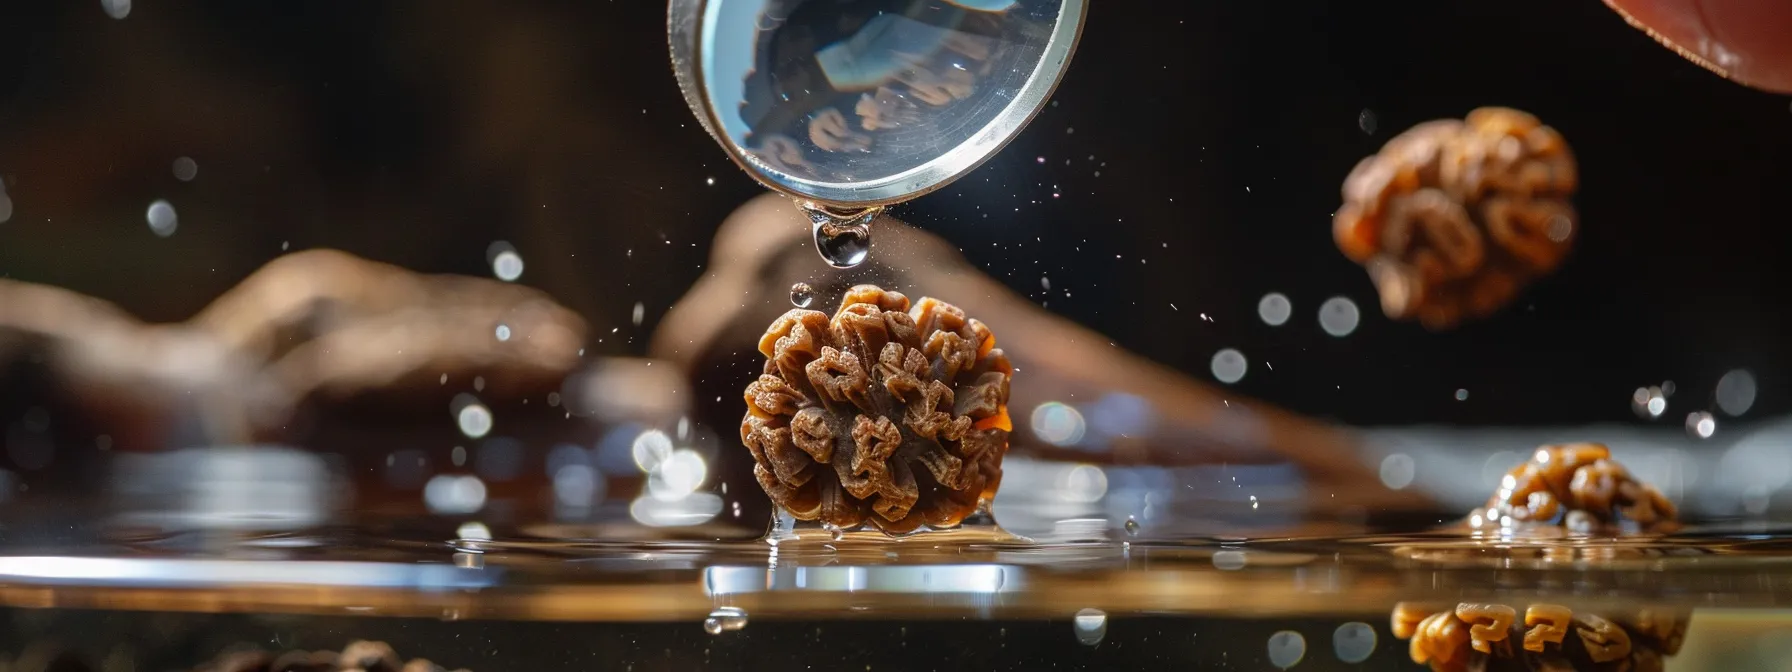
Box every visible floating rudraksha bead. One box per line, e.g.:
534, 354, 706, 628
1334, 107, 1578, 329
1468, 443, 1678, 536
741, 285, 1012, 534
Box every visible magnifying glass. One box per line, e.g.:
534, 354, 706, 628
669, 0, 1086, 268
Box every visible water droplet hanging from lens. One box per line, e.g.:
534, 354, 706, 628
789, 282, 815, 308
803, 202, 877, 269
703, 606, 749, 635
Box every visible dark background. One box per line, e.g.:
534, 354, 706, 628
2, 0, 1789, 430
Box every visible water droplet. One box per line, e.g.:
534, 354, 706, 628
789, 282, 815, 308
146, 200, 178, 237
1454, 388, 1469, 401
1267, 630, 1307, 669
100, 0, 130, 19
172, 156, 198, 182
1332, 622, 1377, 663
704, 606, 749, 635
1358, 109, 1378, 135
632, 302, 645, 326
1072, 608, 1107, 646
1123, 517, 1140, 536
804, 203, 877, 269
0, 194, 12, 224
494, 324, 511, 341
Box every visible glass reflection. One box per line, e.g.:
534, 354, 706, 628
702, 0, 1065, 190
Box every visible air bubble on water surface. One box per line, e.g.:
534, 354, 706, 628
1123, 517, 1140, 536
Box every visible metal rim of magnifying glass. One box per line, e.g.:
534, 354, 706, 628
668, 0, 1087, 210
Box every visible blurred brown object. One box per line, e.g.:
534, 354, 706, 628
0, 249, 586, 452
654, 194, 1431, 519
193, 639, 469, 672
1392, 601, 1686, 671
1467, 443, 1678, 536
743, 285, 1012, 534
1334, 107, 1578, 330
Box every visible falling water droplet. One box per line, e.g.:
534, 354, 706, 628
1072, 608, 1108, 646
790, 282, 816, 308
1123, 517, 1140, 536
803, 203, 878, 269
704, 606, 749, 635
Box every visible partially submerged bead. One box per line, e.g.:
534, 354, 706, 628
1468, 443, 1678, 536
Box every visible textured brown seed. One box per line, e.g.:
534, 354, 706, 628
1468, 443, 1679, 536
742, 285, 1012, 534
1523, 604, 1573, 652
1334, 107, 1578, 330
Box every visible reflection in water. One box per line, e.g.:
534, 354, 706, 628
703, 0, 1063, 186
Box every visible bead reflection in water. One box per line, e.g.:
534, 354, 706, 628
1257, 292, 1292, 326
1071, 608, 1107, 646
1333, 622, 1377, 663
1319, 296, 1360, 336
1028, 401, 1085, 446
1266, 630, 1306, 669
703, 606, 749, 635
